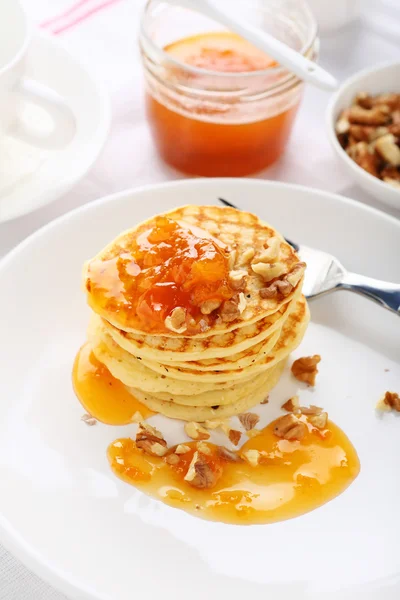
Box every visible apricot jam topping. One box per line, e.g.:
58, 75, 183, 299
108, 417, 360, 525
72, 343, 153, 425
86, 216, 235, 334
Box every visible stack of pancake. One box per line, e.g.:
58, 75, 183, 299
83, 205, 309, 422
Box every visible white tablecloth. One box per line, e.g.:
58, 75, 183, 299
0, 0, 399, 597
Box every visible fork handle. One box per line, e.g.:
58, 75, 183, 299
341, 272, 400, 315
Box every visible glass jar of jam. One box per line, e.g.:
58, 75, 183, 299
139, 0, 318, 177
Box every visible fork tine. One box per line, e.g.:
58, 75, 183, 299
217, 197, 299, 252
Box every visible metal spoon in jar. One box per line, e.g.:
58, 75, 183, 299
166, 0, 338, 91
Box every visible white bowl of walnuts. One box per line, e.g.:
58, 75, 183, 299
326, 61, 400, 210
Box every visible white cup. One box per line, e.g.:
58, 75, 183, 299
306, 0, 361, 33
0, 0, 76, 150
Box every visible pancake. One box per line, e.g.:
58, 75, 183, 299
128, 360, 287, 421
83, 205, 304, 337
76, 204, 310, 422
89, 297, 308, 392
101, 285, 301, 363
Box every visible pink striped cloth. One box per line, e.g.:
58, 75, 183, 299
40, 0, 122, 35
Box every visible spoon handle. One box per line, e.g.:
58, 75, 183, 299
176, 0, 338, 91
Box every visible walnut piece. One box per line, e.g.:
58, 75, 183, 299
200, 299, 222, 315
291, 355, 321, 386
136, 422, 168, 457
259, 262, 306, 300
335, 110, 350, 134
184, 421, 210, 441
374, 133, 400, 166
260, 395, 269, 405
299, 405, 323, 415
347, 142, 380, 177
239, 246, 255, 265
246, 429, 262, 439
238, 292, 247, 314
175, 444, 191, 454
251, 261, 286, 282
203, 419, 229, 430
281, 396, 299, 412
378, 391, 400, 412
273, 414, 307, 440
348, 105, 391, 126
184, 451, 219, 489
238, 412, 260, 431
165, 307, 187, 334
257, 237, 281, 263
131, 411, 144, 423
165, 453, 180, 465
228, 429, 242, 445
242, 449, 261, 467
229, 269, 247, 290
220, 299, 240, 323
81, 413, 97, 426
197, 441, 212, 455
218, 446, 242, 462
308, 412, 328, 429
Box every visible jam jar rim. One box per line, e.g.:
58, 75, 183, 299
139, 0, 319, 83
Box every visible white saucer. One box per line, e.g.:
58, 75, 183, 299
0, 179, 399, 600
0, 30, 110, 223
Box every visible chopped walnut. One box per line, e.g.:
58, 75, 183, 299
81, 413, 97, 426
229, 269, 247, 290
242, 449, 261, 467
260, 279, 292, 299
228, 248, 237, 270
347, 141, 380, 177
336, 92, 400, 187
197, 441, 212, 455
378, 391, 400, 412
260, 395, 269, 405
184, 421, 210, 441
286, 262, 307, 287
238, 412, 260, 431
257, 237, 281, 263
200, 299, 222, 315
281, 396, 299, 412
131, 411, 144, 423
175, 444, 191, 454
165, 453, 180, 465
291, 355, 321, 386
246, 429, 262, 439
228, 429, 242, 445
299, 405, 323, 415
218, 446, 242, 462
220, 299, 240, 323
251, 261, 286, 282
308, 412, 328, 429
335, 110, 350, 134
165, 307, 187, 334
348, 104, 391, 126
203, 419, 229, 430
239, 246, 255, 265
237, 292, 247, 314
273, 414, 307, 440
259, 262, 305, 300
184, 451, 219, 489
374, 134, 400, 166
136, 422, 168, 457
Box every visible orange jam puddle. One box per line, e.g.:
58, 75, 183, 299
72, 343, 153, 425
146, 31, 301, 177
85, 216, 235, 334
108, 418, 360, 525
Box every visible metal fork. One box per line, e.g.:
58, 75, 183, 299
218, 198, 400, 316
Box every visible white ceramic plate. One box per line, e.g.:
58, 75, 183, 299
0, 30, 110, 223
0, 179, 399, 600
